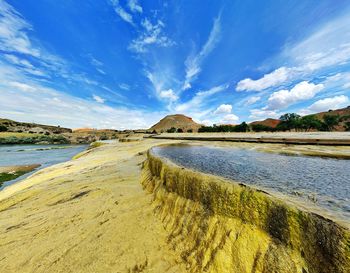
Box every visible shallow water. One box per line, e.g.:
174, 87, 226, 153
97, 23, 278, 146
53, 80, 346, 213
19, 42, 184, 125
152, 144, 350, 222
0, 144, 87, 189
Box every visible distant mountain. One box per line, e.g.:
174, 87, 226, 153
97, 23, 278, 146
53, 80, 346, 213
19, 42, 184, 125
313, 106, 350, 131
0, 118, 72, 134
313, 106, 350, 119
250, 118, 281, 128
149, 114, 202, 133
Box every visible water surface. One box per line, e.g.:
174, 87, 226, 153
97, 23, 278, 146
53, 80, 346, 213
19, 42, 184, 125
0, 144, 87, 189
152, 144, 350, 222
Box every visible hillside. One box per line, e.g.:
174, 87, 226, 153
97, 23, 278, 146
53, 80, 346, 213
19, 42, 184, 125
0, 118, 72, 134
149, 114, 202, 133
250, 118, 281, 128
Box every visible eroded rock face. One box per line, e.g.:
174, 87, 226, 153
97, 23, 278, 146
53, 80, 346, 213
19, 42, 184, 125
141, 151, 350, 273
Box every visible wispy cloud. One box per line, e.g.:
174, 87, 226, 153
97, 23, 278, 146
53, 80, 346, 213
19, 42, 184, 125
249, 109, 280, 120
93, 94, 106, 103
129, 19, 174, 53
146, 70, 178, 102
119, 83, 130, 90
0, 0, 40, 56
183, 15, 221, 90
109, 0, 134, 25
175, 84, 228, 112
236, 11, 350, 92
128, 0, 142, 13
245, 96, 261, 105
0, 63, 163, 129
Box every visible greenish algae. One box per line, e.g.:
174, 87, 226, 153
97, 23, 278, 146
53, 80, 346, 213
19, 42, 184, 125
0, 171, 26, 186
141, 150, 350, 273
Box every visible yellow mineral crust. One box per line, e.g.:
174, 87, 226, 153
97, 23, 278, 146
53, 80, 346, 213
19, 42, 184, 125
0, 139, 349, 273
142, 150, 350, 273
0, 139, 187, 273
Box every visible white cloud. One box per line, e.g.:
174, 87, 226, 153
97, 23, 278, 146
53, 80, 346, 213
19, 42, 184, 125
288, 12, 350, 72
0, 0, 40, 56
175, 84, 228, 112
183, 15, 221, 90
7, 81, 36, 92
146, 71, 178, 102
159, 89, 178, 101
128, 0, 142, 13
119, 83, 130, 90
199, 119, 214, 126
0, 78, 163, 129
249, 109, 280, 120
236, 11, 350, 93
220, 114, 239, 124
109, 0, 134, 25
301, 95, 349, 114
245, 96, 261, 105
129, 19, 174, 53
267, 81, 324, 110
214, 104, 232, 114
236, 67, 291, 92
92, 94, 106, 103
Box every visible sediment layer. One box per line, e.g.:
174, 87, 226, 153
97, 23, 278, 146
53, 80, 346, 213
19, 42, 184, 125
142, 150, 350, 273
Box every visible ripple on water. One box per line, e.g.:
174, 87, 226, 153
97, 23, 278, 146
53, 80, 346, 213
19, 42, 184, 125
152, 144, 350, 223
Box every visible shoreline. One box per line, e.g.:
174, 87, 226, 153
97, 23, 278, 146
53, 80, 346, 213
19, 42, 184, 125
149, 131, 350, 146
0, 138, 349, 272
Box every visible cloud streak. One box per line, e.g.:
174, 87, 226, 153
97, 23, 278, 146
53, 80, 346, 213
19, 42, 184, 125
183, 15, 221, 90
129, 19, 174, 53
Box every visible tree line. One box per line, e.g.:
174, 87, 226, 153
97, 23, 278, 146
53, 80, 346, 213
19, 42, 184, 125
196, 113, 350, 133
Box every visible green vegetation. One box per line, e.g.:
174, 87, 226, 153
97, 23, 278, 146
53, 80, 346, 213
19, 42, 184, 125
345, 122, 350, 131
198, 122, 249, 132
0, 171, 26, 187
196, 111, 348, 133
0, 133, 70, 144
323, 114, 340, 131
166, 127, 182, 133
0, 125, 8, 132
251, 124, 275, 132
89, 141, 105, 149
274, 113, 341, 132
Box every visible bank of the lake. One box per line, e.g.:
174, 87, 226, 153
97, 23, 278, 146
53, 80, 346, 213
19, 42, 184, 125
0, 144, 87, 189
0, 139, 349, 273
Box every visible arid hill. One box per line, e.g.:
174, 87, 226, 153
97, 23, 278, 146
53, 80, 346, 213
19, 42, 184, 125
0, 118, 72, 134
149, 114, 202, 133
250, 118, 281, 128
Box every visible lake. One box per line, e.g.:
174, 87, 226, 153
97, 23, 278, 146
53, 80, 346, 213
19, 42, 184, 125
152, 144, 350, 222
0, 144, 87, 189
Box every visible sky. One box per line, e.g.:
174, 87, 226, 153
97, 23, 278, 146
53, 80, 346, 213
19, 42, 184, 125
0, 0, 350, 129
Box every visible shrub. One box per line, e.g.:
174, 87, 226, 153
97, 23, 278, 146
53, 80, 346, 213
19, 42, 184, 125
99, 134, 108, 140
177, 128, 183, 133
187, 129, 193, 133
166, 127, 176, 133
323, 114, 340, 131
0, 125, 8, 132
251, 124, 275, 132
345, 122, 350, 131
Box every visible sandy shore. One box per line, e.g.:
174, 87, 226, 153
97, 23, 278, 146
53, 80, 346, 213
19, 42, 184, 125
0, 138, 349, 272
0, 139, 188, 273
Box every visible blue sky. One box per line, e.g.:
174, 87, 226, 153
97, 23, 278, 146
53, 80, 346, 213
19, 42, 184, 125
0, 0, 350, 129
